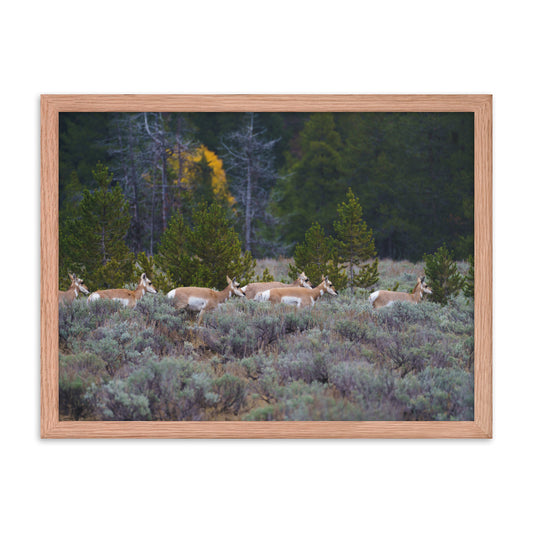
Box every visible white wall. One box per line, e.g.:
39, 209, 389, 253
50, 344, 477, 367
1, 2, 530, 531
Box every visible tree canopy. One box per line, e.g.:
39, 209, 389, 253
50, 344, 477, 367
59, 111, 474, 281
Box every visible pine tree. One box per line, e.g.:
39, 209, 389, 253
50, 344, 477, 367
133, 252, 174, 294
353, 258, 380, 290
189, 202, 256, 289
278, 113, 346, 247
333, 188, 378, 289
58, 171, 86, 288
59, 217, 83, 290
61, 163, 134, 289
257, 267, 275, 282
423, 244, 464, 305
288, 222, 347, 290
155, 212, 195, 288
463, 255, 474, 299
156, 202, 256, 290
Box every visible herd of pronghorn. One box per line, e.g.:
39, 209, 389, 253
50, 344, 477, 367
59, 271, 433, 322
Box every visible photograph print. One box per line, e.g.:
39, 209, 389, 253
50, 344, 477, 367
58, 110, 475, 422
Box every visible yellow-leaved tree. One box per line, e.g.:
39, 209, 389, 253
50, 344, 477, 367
167, 144, 235, 211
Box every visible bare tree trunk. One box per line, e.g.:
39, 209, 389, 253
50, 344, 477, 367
101, 227, 107, 264
161, 149, 167, 230
127, 120, 141, 252
175, 116, 184, 212
245, 161, 252, 251
244, 115, 253, 251
220, 112, 280, 256
158, 114, 167, 231
150, 153, 157, 256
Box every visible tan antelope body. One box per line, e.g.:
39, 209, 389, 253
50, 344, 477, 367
369, 276, 432, 309
243, 271, 312, 300
87, 273, 157, 308
256, 276, 338, 308
167, 276, 244, 323
58, 273, 89, 305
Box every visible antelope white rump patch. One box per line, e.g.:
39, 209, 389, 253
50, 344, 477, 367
188, 296, 207, 311
254, 290, 270, 302
369, 291, 380, 304
167, 289, 176, 299
88, 293, 100, 302
281, 296, 301, 307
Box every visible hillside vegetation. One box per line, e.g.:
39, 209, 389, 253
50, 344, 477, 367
59, 259, 474, 422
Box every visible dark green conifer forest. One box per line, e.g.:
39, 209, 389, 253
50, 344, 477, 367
59, 112, 473, 290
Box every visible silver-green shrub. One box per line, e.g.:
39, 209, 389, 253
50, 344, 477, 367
59, 259, 475, 421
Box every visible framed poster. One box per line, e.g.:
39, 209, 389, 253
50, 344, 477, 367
41, 95, 492, 438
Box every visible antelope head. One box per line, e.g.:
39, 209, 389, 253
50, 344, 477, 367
321, 275, 338, 296
419, 276, 432, 296
298, 271, 312, 289
69, 273, 89, 295
227, 275, 245, 297
141, 273, 158, 294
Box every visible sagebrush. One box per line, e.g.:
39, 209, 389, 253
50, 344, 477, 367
59, 260, 474, 422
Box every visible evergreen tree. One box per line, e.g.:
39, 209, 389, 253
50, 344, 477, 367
333, 188, 378, 288
288, 222, 347, 290
189, 202, 256, 289
59, 217, 82, 290
156, 202, 256, 290
277, 113, 346, 247
257, 267, 275, 282
61, 171, 84, 218
59, 113, 112, 208
134, 251, 175, 295
423, 244, 464, 305
353, 258, 380, 290
463, 255, 474, 299
61, 163, 134, 289
155, 212, 195, 288
58, 171, 87, 288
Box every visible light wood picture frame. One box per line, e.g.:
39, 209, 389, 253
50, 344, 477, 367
41, 94, 492, 438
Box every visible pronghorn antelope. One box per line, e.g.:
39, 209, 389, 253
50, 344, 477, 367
167, 276, 245, 323
242, 271, 312, 300
368, 276, 432, 309
58, 273, 89, 305
256, 275, 338, 308
87, 273, 157, 308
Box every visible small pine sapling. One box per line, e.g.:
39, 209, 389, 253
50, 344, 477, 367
134, 252, 156, 280
423, 244, 464, 305
135, 252, 175, 294
333, 188, 379, 290
288, 221, 347, 290
387, 281, 400, 292
353, 258, 380, 290
257, 267, 275, 282
463, 255, 474, 299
